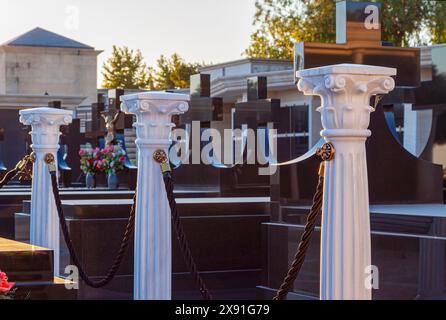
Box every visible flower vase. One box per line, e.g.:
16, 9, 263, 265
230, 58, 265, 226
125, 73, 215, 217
85, 173, 96, 189
107, 173, 119, 189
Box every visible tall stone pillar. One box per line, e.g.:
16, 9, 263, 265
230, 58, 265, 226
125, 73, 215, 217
296, 64, 396, 300
19, 107, 73, 276
120, 92, 189, 300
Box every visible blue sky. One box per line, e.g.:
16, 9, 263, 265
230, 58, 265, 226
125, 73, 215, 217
0, 0, 256, 84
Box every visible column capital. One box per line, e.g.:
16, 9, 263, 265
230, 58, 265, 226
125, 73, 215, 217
19, 107, 73, 149
120, 92, 189, 146
297, 64, 396, 138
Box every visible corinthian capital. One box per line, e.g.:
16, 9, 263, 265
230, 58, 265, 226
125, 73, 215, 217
19, 107, 73, 147
120, 92, 189, 144
297, 64, 396, 136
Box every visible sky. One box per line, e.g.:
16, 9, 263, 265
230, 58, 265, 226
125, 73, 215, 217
0, 0, 256, 86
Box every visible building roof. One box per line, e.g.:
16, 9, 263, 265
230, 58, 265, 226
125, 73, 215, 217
2, 27, 94, 49
199, 58, 292, 72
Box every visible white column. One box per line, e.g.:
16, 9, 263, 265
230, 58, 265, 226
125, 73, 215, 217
120, 92, 189, 300
296, 64, 396, 300
19, 107, 73, 276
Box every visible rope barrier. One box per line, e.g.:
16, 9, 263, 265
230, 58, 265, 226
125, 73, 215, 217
272, 142, 334, 300
47, 154, 136, 288
154, 150, 213, 300
2, 141, 334, 299
0, 153, 34, 189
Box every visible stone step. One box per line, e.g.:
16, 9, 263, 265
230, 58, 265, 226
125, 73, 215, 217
19, 197, 269, 218
0, 237, 53, 282
0, 237, 77, 299
0, 189, 135, 239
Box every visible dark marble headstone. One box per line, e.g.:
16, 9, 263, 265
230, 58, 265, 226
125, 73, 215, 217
294, 0, 420, 93
227, 76, 278, 196
172, 74, 224, 193
247, 76, 267, 101
107, 89, 133, 131
85, 94, 106, 142
48, 100, 61, 109
0, 110, 28, 172
15, 196, 269, 299
263, 0, 445, 300
190, 73, 210, 98
0, 128, 6, 175
414, 45, 446, 175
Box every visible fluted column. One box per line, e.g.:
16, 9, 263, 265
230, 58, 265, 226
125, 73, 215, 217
19, 107, 73, 276
296, 64, 396, 300
121, 92, 189, 300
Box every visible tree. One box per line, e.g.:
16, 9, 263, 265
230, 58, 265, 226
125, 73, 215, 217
245, 0, 446, 60
102, 46, 153, 89
429, 1, 446, 44
149, 54, 202, 90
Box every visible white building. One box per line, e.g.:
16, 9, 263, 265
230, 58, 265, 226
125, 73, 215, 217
0, 27, 101, 109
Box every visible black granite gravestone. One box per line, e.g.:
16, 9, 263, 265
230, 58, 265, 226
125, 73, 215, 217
0, 128, 6, 178
85, 90, 137, 189
261, 0, 445, 300
106, 89, 134, 134
282, 0, 441, 210
172, 74, 223, 193
414, 45, 446, 181
85, 94, 106, 144
294, 0, 420, 91
48, 101, 74, 187
224, 76, 279, 197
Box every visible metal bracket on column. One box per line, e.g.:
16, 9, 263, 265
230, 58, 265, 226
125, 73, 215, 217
316, 142, 335, 161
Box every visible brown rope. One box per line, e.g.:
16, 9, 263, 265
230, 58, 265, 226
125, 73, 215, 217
162, 171, 213, 300
49, 170, 136, 288
272, 168, 324, 300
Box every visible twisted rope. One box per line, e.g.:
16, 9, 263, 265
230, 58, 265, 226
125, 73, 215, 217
162, 170, 212, 300
50, 171, 136, 288
272, 165, 325, 300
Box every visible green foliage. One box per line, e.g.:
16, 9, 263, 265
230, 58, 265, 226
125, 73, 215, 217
102, 47, 202, 90
245, 0, 446, 59
148, 54, 202, 90
429, 0, 446, 44
102, 46, 152, 89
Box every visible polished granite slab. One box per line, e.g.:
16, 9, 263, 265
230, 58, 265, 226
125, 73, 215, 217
281, 203, 446, 236
20, 197, 271, 219
0, 188, 221, 239
260, 203, 446, 300
14, 196, 270, 299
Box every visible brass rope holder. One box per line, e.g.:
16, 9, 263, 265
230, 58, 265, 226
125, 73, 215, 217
44, 153, 57, 173
153, 149, 171, 173
316, 142, 335, 162
316, 142, 335, 177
